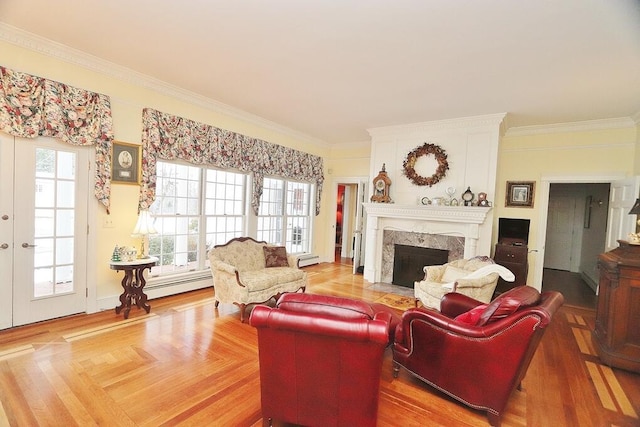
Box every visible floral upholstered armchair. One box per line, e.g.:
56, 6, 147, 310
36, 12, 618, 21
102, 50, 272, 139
414, 256, 514, 310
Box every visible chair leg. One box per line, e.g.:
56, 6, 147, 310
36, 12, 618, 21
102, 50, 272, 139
487, 411, 501, 427
238, 303, 247, 322
392, 361, 401, 378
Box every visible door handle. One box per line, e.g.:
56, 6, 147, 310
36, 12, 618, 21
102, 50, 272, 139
0, 243, 8, 249
21, 243, 37, 248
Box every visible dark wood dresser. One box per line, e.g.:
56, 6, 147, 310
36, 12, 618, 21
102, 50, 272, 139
493, 242, 528, 294
592, 240, 640, 373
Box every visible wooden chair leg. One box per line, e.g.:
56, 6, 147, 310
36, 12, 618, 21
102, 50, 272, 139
392, 361, 401, 378
239, 303, 247, 322
487, 411, 501, 427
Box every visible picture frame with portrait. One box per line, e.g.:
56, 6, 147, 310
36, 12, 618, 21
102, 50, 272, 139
111, 141, 141, 185
505, 181, 535, 208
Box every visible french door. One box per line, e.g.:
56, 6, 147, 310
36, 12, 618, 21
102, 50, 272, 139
0, 134, 89, 329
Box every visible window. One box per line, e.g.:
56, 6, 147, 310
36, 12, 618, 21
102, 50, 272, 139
148, 161, 247, 276
148, 161, 312, 279
257, 177, 312, 254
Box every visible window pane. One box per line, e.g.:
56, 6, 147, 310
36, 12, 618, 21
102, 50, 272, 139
35, 148, 55, 177
56, 209, 75, 236
57, 180, 75, 208
35, 209, 54, 238
56, 237, 74, 264
57, 151, 76, 179
35, 178, 55, 208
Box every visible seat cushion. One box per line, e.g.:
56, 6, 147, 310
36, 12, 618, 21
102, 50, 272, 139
477, 286, 541, 326
240, 267, 306, 292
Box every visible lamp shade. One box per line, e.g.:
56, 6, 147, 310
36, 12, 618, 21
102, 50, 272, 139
629, 198, 640, 215
132, 209, 157, 236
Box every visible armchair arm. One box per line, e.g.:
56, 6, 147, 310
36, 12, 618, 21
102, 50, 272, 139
287, 253, 300, 268
440, 292, 484, 318
210, 259, 238, 275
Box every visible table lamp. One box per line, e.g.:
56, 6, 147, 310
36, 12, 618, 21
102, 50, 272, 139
132, 209, 157, 258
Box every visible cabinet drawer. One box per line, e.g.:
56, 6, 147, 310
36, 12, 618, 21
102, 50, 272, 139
494, 245, 528, 263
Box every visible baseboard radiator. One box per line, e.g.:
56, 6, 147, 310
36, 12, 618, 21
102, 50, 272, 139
298, 253, 320, 267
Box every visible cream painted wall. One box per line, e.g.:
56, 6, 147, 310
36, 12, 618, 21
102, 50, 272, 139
326, 144, 371, 177
2, 40, 331, 306
496, 126, 637, 288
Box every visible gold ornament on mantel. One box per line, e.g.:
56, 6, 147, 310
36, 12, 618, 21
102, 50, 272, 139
403, 142, 449, 187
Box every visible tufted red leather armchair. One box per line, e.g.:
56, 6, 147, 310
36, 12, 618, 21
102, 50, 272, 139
392, 286, 564, 427
250, 293, 399, 427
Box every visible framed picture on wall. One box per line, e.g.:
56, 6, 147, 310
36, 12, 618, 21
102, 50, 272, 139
111, 141, 141, 185
505, 181, 535, 208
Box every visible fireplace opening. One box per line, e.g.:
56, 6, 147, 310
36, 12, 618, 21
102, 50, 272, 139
392, 244, 449, 288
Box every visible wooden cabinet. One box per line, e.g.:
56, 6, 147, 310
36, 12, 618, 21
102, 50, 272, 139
493, 243, 528, 294
592, 240, 640, 373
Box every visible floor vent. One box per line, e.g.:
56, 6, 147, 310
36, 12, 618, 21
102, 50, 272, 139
298, 254, 320, 267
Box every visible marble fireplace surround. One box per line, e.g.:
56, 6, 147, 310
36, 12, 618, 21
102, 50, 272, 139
363, 203, 492, 284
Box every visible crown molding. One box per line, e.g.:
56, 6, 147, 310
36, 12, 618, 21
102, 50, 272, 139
367, 113, 506, 139
632, 111, 640, 125
505, 117, 636, 137
0, 23, 328, 148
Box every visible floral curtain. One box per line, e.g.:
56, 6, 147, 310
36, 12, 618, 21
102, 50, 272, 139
0, 66, 114, 212
140, 108, 325, 215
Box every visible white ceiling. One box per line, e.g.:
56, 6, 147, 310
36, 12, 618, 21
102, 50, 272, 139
1, 0, 639, 144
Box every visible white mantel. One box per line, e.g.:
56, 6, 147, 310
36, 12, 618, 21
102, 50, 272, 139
362, 203, 493, 283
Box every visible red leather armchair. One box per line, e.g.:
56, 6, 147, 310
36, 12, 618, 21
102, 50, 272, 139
250, 293, 398, 427
392, 286, 564, 427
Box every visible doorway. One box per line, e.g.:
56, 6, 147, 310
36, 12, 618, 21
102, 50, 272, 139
542, 183, 609, 304
534, 175, 637, 292
335, 183, 355, 264
332, 178, 367, 273
0, 135, 90, 329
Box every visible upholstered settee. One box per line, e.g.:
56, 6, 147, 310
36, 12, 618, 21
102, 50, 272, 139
414, 256, 514, 310
393, 286, 564, 427
250, 293, 398, 427
208, 237, 307, 322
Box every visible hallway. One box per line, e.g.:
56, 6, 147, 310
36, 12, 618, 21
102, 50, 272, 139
542, 268, 597, 310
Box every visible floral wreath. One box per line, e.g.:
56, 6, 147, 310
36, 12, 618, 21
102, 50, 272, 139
402, 142, 449, 186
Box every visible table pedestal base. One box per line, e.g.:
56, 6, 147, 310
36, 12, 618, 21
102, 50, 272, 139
110, 259, 156, 319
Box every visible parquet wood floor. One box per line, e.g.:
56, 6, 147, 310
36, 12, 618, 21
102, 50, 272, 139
0, 262, 638, 426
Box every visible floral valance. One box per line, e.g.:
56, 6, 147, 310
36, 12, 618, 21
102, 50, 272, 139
0, 66, 114, 212
140, 108, 325, 215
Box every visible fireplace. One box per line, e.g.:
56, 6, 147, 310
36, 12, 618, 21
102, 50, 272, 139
362, 203, 492, 284
393, 245, 449, 287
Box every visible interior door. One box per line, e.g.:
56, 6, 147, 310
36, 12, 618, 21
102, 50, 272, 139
544, 194, 576, 270
0, 134, 89, 328
606, 177, 639, 252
